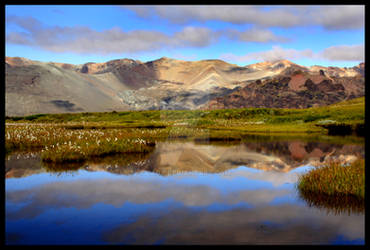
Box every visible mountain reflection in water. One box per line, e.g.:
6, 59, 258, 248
6, 138, 364, 178
5, 136, 365, 245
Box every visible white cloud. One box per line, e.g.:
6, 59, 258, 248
220, 44, 364, 63
172, 26, 217, 47
6, 178, 291, 219
310, 5, 365, 30
320, 44, 364, 61
224, 28, 289, 43
6, 16, 291, 55
6, 16, 218, 55
220, 46, 313, 62
125, 5, 302, 27
124, 5, 364, 30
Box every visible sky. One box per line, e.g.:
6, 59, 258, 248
5, 5, 365, 67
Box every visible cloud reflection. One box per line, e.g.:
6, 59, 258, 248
6, 177, 290, 220
102, 204, 364, 244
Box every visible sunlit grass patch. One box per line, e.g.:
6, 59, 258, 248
297, 158, 365, 199
5, 124, 161, 162
5, 124, 64, 152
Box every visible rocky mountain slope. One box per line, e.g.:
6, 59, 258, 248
5, 56, 364, 116
205, 68, 364, 109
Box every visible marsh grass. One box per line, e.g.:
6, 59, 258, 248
5, 97, 364, 162
5, 124, 162, 163
297, 158, 365, 200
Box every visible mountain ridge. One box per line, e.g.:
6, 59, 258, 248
5, 56, 365, 116
6, 56, 364, 68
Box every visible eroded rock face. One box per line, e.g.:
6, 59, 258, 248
205, 72, 364, 109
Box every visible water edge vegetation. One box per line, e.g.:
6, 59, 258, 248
5, 97, 364, 161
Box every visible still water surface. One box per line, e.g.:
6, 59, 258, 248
5, 135, 365, 245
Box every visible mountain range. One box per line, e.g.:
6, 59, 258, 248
5, 56, 365, 116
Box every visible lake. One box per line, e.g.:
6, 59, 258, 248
5, 134, 365, 245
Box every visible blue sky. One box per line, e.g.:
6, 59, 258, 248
5, 5, 364, 67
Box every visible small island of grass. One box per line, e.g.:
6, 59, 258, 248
297, 158, 365, 200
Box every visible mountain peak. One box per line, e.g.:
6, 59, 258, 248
6, 56, 34, 67
270, 59, 296, 66
199, 59, 229, 64
158, 56, 173, 61
246, 59, 298, 71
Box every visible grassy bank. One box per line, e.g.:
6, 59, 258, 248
297, 158, 365, 200
5, 97, 364, 163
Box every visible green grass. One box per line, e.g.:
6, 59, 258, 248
5, 97, 364, 162
5, 124, 166, 161
6, 97, 364, 133
297, 158, 365, 199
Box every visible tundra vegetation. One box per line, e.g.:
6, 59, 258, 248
5, 96, 364, 160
